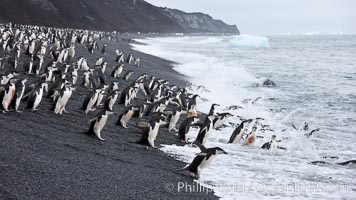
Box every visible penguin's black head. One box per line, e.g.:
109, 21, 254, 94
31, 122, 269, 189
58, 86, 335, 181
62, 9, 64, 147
272, 135, 277, 140
222, 112, 233, 117
245, 119, 254, 123
215, 147, 228, 155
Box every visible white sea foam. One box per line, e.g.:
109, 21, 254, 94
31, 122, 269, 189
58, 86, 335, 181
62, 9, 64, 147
132, 35, 356, 199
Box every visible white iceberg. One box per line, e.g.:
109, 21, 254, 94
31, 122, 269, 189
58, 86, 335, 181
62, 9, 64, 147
229, 34, 270, 48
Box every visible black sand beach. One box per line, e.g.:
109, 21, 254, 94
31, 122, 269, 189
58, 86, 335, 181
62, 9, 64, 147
0, 37, 218, 199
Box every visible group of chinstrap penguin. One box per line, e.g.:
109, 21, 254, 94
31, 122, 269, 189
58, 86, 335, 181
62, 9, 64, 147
0, 23, 354, 179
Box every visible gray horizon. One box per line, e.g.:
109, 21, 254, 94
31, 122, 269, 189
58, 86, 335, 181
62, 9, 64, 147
146, 0, 356, 35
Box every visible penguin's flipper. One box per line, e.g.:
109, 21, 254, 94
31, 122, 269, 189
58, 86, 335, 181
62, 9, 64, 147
192, 141, 207, 152
195, 152, 208, 156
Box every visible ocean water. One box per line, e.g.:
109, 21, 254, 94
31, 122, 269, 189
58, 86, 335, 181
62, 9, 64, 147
132, 35, 356, 199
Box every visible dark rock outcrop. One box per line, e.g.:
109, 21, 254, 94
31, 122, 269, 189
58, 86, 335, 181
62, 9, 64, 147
161, 8, 239, 34
0, 0, 239, 33
263, 79, 276, 87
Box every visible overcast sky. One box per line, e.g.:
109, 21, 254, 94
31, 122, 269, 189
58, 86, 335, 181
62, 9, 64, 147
145, 0, 356, 35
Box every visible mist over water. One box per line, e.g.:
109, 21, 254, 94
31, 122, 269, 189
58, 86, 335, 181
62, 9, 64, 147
133, 35, 356, 199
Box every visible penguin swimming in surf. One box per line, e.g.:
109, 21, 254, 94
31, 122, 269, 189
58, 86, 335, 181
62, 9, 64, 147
213, 112, 233, 129
244, 126, 257, 146
183, 142, 227, 178
227, 119, 253, 144
87, 109, 114, 140
310, 160, 356, 166
261, 135, 287, 150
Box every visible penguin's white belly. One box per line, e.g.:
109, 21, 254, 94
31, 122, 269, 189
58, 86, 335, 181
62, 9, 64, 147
117, 68, 123, 75
33, 90, 43, 108
148, 124, 160, 143
214, 119, 225, 129
84, 75, 90, 87
2, 87, 15, 107
62, 91, 72, 103
94, 116, 108, 132
109, 95, 118, 109
233, 131, 245, 144
270, 141, 278, 151
96, 94, 104, 106
169, 114, 180, 130
16, 88, 25, 108
56, 91, 72, 111
87, 94, 98, 112
199, 155, 216, 169
202, 126, 213, 144
126, 111, 133, 121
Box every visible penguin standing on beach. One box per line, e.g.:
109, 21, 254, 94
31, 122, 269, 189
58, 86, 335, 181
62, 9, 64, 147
95, 57, 105, 66
95, 85, 108, 107
87, 109, 114, 141
187, 94, 199, 117
122, 70, 134, 81
25, 81, 47, 111
12, 78, 27, 112
227, 119, 253, 144
117, 106, 137, 128
195, 115, 216, 145
111, 64, 124, 78
101, 43, 107, 55
178, 116, 200, 143
1, 78, 16, 112
82, 89, 100, 114
51, 83, 75, 115
103, 90, 120, 111
120, 84, 138, 106
168, 107, 183, 132
115, 50, 125, 63
136, 113, 164, 148
126, 53, 134, 64
208, 103, 219, 116
183, 142, 227, 178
